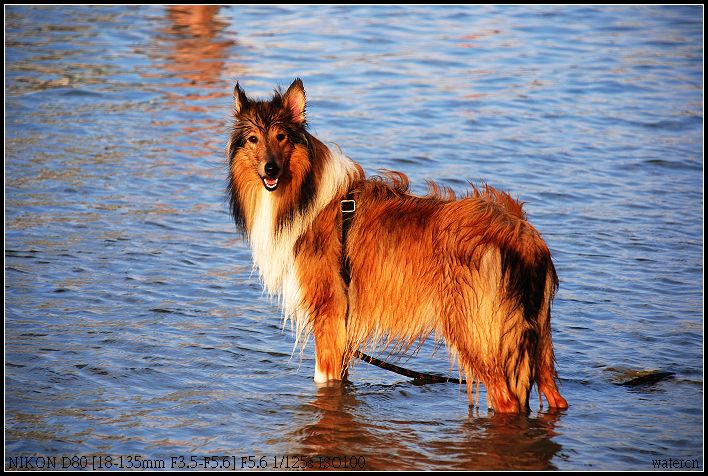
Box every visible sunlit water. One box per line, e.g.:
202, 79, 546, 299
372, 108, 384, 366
5, 5, 703, 471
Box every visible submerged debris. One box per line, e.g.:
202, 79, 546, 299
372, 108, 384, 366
617, 371, 675, 387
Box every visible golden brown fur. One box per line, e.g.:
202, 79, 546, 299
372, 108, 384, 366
227, 79, 568, 413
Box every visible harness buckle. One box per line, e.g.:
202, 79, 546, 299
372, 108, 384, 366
341, 199, 356, 213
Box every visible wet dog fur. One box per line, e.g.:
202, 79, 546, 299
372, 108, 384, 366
227, 79, 568, 413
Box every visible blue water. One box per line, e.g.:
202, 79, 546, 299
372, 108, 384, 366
5, 5, 703, 471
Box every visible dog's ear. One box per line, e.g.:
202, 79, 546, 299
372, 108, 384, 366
283, 78, 306, 125
233, 82, 249, 115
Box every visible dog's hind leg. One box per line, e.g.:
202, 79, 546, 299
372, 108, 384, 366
457, 347, 524, 413
535, 274, 568, 409
538, 369, 567, 409
536, 320, 567, 409
485, 341, 533, 414
536, 337, 568, 409
486, 376, 522, 413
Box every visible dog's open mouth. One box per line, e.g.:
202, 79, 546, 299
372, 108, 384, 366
263, 177, 279, 191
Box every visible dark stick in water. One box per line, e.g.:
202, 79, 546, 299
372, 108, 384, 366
617, 371, 675, 387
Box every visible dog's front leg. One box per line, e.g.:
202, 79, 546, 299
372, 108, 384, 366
293, 204, 352, 384
312, 301, 348, 383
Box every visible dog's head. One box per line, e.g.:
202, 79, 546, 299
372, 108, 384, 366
229, 79, 308, 193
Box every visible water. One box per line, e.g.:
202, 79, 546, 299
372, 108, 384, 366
5, 5, 703, 471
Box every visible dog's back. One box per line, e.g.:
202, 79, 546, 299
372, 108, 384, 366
340, 174, 565, 412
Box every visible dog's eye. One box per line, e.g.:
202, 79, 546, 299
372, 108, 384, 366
248, 135, 258, 144
276, 133, 286, 141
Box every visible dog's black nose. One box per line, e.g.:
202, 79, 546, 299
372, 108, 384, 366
264, 161, 280, 178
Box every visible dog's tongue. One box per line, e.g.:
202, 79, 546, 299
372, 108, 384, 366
265, 178, 278, 187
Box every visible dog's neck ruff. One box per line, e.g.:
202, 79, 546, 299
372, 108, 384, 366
248, 145, 359, 343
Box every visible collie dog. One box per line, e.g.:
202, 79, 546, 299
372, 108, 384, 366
227, 79, 568, 413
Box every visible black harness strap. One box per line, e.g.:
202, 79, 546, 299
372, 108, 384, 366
340, 193, 356, 286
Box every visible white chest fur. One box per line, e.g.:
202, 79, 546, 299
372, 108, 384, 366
247, 147, 358, 344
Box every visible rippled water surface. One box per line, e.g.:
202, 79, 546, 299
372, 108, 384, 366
5, 5, 703, 471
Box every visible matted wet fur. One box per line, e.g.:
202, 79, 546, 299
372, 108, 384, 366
227, 78, 568, 413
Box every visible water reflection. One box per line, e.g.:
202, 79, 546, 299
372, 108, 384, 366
455, 411, 564, 470
160, 6, 235, 87
145, 5, 241, 169
147, 5, 238, 118
288, 383, 564, 470
290, 384, 391, 470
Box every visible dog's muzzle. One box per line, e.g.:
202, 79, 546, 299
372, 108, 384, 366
262, 161, 281, 191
